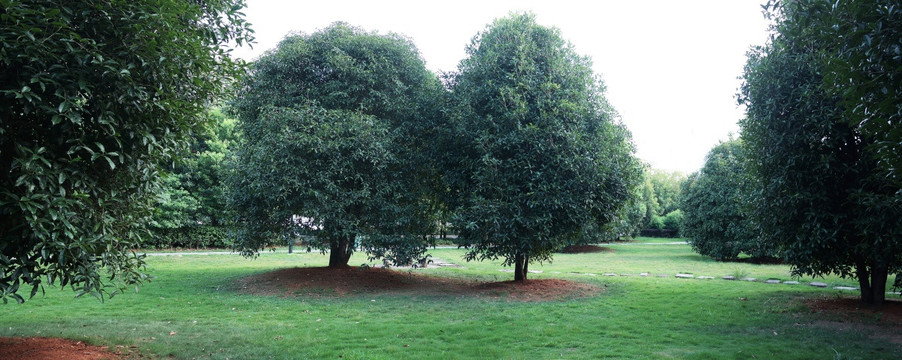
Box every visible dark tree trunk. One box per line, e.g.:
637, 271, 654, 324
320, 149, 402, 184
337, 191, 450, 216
328, 235, 354, 268
870, 265, 888, 307
514, 253, 529, 282
857, 262, 874, 304
857, 263, 888, 306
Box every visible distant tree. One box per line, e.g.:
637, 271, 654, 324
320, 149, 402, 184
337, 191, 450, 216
230, 23, 445, 267
647, 169, 686, 216
0, 0, 251, 302
446, 13, 641, 281
680, 140, 770, 260
739, 0, 901, 305
149, 108, 238, 248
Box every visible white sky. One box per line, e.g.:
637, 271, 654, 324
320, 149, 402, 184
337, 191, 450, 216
230, 0, 772, 174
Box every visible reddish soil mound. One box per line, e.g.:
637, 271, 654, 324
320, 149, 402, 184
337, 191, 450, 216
806, 296, 902, 323
804, 296, 902, 345
559, 245, 614, 254
0, 337, 126, 360
236, 266, 600, 302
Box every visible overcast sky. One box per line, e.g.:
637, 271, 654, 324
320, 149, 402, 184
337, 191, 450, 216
230, 0, 772, 174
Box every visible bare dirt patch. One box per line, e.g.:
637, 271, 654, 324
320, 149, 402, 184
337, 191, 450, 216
559, 245, 614, 254
235, 266, 600, 302
804, 296, 902, 346
0, 337, 135, 360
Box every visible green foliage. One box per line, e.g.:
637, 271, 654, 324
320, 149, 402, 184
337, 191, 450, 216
647, 169, 686, 216
739, 0, 902, 304
680, 140, 771, 260
661, 209, 684, 233
230, 23, 445, 267
143, 226, 232, 249
0, 0, 252, 302
813, 0, 902, 187
446, 13, 642, 280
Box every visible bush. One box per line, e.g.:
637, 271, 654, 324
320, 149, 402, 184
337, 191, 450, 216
649, 215, 665, 230
662, 210, 684, 233
145, 226, 233, 249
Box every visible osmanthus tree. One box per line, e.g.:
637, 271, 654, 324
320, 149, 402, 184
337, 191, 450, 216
0, 0, 252, 302
680, 139, 773, 261
230, 23, 445, 267
739, 0, 901, 305
446, 13, 642, 282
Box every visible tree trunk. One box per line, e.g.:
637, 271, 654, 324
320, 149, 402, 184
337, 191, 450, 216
870, 265, 888, 307
514, 254, 529, 282
328, 235, 354, 268
857, 262, 874, 304
857, 263, 888, 306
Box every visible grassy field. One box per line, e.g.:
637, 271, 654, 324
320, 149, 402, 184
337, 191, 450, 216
1, 238, 898, 359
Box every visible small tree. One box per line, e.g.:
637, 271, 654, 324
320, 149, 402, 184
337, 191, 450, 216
0, 0, 251, 302
230, 23, 445, 267
446, 13, 641, 281
680, 140, 770, 261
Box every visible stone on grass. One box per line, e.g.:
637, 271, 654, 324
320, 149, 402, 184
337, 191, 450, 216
765, 279, 781, 284
740, 277, 757, 282
528, 270, 543, 274
675, 274, 694, 279
603, 273, 617, 276
834, 286, 858, 291
499, 269, 514, 273
697, 276, 715, 280
722, 275, 736, 280
783, 281, 800, 285
809, 282, 828, 288
639, 273, 649, 277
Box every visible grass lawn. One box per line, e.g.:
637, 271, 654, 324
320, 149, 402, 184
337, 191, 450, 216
1, 238, 898, 359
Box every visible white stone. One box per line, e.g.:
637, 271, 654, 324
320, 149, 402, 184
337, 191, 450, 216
603, 273, 617, 276
765, 279, 781, 284
639, 273, 648, 277
741, 277, 757, 282
809, 282, 828, 288
675, 274, 694, 279
783, 281, 800, 285
499, 269, 514, 273
528, 270, 543, 274
834, 286, 858, 291
697, 276, 715, 280
722, 276, 736, 280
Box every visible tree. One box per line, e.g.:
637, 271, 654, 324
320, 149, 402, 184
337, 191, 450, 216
681, 139, 771, 261
230, 23, 445, 267
0, 0, 251, 302
446, 13, 641, 281
816, 0, 902, 187
739, 1, 901, 305
647, 169, 686, 216
149, 108, 239, 248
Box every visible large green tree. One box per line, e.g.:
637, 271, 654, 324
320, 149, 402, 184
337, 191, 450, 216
739, 0, 901, 305
230, 23, 445, 267
446, 13, 641, 281
681, 139, 772, 261
0, 0, 252, 302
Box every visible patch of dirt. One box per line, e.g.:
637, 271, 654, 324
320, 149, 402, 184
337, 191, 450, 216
559, 245, 614, 254
235, 266, 601, 302
804, 296, 902, 346
0, 337, 133, 360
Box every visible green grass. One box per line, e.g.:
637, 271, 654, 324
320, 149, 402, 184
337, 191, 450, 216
2, 239, 898, 359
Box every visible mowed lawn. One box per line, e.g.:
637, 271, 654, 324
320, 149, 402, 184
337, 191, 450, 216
1, 238, 898, 359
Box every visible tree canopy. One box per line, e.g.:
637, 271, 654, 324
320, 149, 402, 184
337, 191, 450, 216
739, 0, 902, 305
0, 0, 252, 302
230, 23, 445, 267
681, 139, 771, 261
446, 13, 642, 281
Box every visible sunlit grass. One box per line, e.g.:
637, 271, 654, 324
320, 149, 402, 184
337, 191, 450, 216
1, 239, 896, 359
